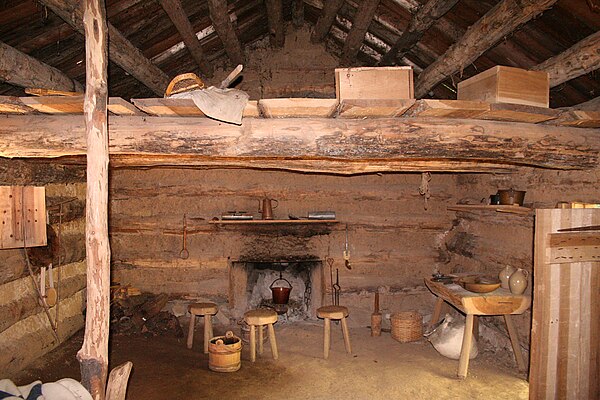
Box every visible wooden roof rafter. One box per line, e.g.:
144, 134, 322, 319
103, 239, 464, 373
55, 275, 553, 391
37, 0, 170, 96
265, 0, 285, 48
0, 40, 83, 92
158, 0, 213, 78
378, 0, 459, 66
340, 0, 381, 66
207, 0, 245, 65
414, 0, 559, 98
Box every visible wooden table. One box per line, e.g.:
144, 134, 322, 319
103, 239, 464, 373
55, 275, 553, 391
425, 277, 531, 379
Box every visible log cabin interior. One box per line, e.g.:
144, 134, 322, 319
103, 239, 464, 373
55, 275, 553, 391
0, 0, 599, 399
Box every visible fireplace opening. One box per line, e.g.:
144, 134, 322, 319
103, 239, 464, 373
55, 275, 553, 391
229, 259, 324, 321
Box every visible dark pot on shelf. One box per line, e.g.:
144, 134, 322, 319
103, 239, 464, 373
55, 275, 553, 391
497, 189, 526, 206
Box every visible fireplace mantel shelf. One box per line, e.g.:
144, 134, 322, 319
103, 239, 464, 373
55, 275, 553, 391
209, 219, 338, 225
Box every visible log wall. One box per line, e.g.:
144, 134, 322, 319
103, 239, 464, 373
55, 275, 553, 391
445, 168, 600, 354
109, 168, 456, 323
0, 164, 86, 377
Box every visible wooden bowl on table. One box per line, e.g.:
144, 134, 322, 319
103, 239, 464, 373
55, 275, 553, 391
458, 275, 501, 293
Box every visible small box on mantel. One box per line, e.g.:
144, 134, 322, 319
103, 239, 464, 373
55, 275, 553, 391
335, 67, 414, 100
457, 66, 549, 108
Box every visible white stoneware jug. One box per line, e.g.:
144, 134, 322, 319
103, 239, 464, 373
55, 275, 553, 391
499, 265, 516, 289
509, 268, 529, 295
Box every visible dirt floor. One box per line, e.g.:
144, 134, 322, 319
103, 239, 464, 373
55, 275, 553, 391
14, 321, 528, 399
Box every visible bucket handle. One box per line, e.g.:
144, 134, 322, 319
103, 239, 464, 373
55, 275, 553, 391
270, 277, 292, 290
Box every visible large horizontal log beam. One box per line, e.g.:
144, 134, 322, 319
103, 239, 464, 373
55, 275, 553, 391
532, 31, 600, 87
1, 115, 598, 173
0, 41, 84, 92
38, 0, 170, 96
415, 0, 558, 98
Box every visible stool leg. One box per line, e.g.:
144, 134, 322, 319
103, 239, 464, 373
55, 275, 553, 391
458, 313, 474, 379
268, 323, 278, 360
504, 314, 526, 371
203, 315, 211, 354
249, 325, 256, 362
187, 314, 196, 349
341, 317, 352, 354
258, 324, 264, 355
324, 317, 331, 359
208, 315, 214, 339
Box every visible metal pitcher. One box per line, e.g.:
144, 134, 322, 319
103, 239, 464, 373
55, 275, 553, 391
258, 197, 278, 220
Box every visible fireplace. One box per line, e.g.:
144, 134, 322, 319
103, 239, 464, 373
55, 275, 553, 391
228, 258, 324, 320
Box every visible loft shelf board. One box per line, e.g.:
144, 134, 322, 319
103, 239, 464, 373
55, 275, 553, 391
447, 204, 533, 215
209, 219, 339, 225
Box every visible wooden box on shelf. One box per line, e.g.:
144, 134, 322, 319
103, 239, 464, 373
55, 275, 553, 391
335, 67, 414, 101
457, 66, 549, 108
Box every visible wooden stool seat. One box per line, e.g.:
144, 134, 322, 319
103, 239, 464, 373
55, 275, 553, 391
317, 305, 349, 320
189, 302, 218, 315
187, 302, 218, 354
317, 305, 352, 359
244, 309, 278, 325
243, 309, 279, 362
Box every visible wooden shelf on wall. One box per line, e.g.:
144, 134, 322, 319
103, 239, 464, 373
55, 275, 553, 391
209, 219, 339, 225
447, 204, 533, 215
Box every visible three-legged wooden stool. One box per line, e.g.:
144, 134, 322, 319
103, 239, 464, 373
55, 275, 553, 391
187, 302, 218, 353
244, 309, 279, 362
317, 305, 352, 359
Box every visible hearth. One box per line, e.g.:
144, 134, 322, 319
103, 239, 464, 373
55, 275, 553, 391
228, 259, 324, 320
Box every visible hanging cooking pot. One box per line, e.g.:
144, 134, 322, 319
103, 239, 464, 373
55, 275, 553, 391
270, 273, 293, 305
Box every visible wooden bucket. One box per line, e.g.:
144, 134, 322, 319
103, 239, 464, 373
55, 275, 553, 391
208, 331, 242, 372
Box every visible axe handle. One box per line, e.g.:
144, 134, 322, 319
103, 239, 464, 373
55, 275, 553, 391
219, 64, 243, 89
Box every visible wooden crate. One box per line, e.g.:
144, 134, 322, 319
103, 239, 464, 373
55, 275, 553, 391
0, 186, 46, 249
335, 67, 414, 101
457, 66, 549, 108
530, 209, 599, 400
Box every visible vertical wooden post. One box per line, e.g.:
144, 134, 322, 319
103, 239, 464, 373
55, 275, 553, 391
77, 1, 110, 399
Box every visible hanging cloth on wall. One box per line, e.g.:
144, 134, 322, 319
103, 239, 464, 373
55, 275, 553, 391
419, 172, 432, 210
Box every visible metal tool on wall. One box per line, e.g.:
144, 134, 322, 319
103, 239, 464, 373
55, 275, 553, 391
333, 268, 341, 306
343, 224, 352, 270
180, 214, 189, 259
327, 257, 335, 305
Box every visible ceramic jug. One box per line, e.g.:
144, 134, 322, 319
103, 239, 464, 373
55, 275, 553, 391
509, 268, 529, 295
499, 265, 516, 289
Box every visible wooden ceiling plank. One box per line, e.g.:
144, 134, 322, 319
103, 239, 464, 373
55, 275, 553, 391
550, 110, 600, 128
0, 40, 83, 92
310, 0, 345, 43
0, 96, 37, 114
265, 0, 285, 47
292, 0, 305, 27
207, 0, 245, 65
337, 99, 415, 118
37, 0, 170, 96
108, 98, 146, 116
403, 99, 489, 118
258, 98, 338, 117
531, 31, 600, 88
379, 0, 459, 66
477, 103, 560, 124
340, 0, 381, 66
1, 114, 598, 171
414, 0, 559, 98
158, 0, 213, 77
131, 98, 206, 117
20, 95, 85, 114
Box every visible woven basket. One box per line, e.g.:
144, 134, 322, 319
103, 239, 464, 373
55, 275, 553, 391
164, 73, 205, 97
391, 311, 423, 343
